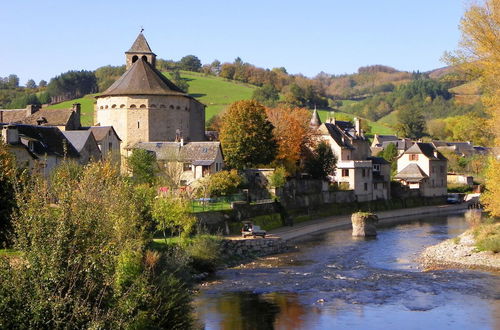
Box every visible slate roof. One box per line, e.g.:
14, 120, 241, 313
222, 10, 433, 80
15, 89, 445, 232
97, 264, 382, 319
394, 163, 428, 182
97, 58, 185, 97
376, 135, 398, 143
19, 108, 74, 127
135, 141, 221, 163
88, 126, 122, 142
62, 131, 93, 152
180, 142, 222, 162
367, 156, 389, 165
0, 109, 28, 123
15, 124, 79, 158
322, 122, 355, 149
404, 142, 447, 161
127, 33, 154, 54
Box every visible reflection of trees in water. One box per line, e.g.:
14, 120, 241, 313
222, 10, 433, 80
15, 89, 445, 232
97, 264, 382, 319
215, 292, 307, 330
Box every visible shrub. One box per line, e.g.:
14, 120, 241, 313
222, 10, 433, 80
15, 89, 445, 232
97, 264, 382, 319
268, 166, 287, 188
183, 235, 222, 273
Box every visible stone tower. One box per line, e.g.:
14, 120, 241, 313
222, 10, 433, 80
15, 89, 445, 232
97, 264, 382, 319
94, 32, 206, 161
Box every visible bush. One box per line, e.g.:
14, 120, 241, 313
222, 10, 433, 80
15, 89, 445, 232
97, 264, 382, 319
0, 161, 193, 328
268, 167, 287, 188
473, 222, 500, 253
183, 235, 223, 273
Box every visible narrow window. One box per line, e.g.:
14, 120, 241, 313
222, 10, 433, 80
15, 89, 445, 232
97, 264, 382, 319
364, 182, 368, 191
108, 142, 112, 150
342, 169, 349, 177
137, 121, 140, 129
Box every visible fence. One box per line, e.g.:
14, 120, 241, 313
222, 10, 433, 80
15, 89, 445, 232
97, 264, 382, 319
190, 193, 247, 213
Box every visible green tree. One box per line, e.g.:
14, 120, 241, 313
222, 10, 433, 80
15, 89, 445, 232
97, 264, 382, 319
38, 79, 47, 88
252, 84, 279, 106
25, 79, 36, 89
199, 169, 243, 197
152, 195, 196, 240
7, 74, 19, 88
395, 107, 426, 139
0, 161, 193, 328
220, 100, 277, 169
377, 142, 398, 175
179, 55, 202, 72
305, 141, 336, 180
170, 70, 189, 92
127, 148, 158, 185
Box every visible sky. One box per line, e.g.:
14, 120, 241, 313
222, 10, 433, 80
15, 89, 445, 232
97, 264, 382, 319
0, 0, 468, 85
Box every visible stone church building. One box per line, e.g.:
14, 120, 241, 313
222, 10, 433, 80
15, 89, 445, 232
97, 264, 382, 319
94, 32, 206, 159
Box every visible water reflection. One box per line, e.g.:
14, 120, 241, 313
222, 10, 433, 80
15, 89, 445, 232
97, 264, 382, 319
195, 214, 500, 330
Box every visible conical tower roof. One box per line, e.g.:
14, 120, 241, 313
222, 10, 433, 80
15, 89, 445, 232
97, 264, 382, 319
310, 108, 322, 128
97, 58, 185, 97
127, 32, 153, 53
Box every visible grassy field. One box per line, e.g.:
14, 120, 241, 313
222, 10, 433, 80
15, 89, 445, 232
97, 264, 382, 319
165, 71, 255, 121
46, 94, 99, 126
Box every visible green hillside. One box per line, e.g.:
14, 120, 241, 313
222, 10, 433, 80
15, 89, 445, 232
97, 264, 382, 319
316, 109, 395, 137
165, 71, 256, 120
46, 94, 98, 126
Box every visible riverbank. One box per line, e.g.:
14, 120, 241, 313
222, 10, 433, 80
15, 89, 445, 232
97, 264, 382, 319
269, 203, 470, 242
420, 230, 500, 272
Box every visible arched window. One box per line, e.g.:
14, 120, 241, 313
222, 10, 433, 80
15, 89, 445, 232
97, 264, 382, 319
105, 105, 108, 109
132, 55, 138, 63
176, 106, 181, 110
141, 55, 148, 62
139, 104, 146, 108
130, 104, 137, 108
169, 105, 174, 109
111, 104, 116, 109
120, 104, 125, 108
150, 104, 157, 108
100, 106, 103, 109
160, 104, 166, 108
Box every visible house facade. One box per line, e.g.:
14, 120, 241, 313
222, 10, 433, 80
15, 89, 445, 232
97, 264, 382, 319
310, 110, 391, 201
88, 126, 121, 165
395, 142, 448, 197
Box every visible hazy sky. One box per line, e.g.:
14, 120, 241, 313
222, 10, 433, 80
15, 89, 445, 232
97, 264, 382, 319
0, 0, 467, 85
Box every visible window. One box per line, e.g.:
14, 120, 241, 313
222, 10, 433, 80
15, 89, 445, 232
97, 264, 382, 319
139, 104, 146, 108
108, 142, 112, 150
373, 164, 380, 172
374, 183, 378, 189
111, 104, 116, 108
409, 154, 419, 161
137, 121, 140, 129
342, 169, 349, 177
120, 104, 125, 108
364, 182, 368, 191
362, 168, 366, 177
183, 163, 191, 171
130, 104, 137, 108
440, 166, 444, 173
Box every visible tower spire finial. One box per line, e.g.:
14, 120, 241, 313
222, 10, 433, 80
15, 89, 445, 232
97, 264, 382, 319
140, 26, 144, 33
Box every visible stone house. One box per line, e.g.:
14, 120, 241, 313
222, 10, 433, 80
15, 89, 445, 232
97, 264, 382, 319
394, 142, 448, 197
62, 131, 102, 164
0, 104, 82, 131
6, 124, 80, 176
135, 141, 224, 185
94, 32, 206, 163
310, 110, 390, 201
88, 126, 121, 165
1, 124, 38, 171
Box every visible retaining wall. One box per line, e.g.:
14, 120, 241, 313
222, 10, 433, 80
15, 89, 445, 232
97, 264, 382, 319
220, 237, 289, 259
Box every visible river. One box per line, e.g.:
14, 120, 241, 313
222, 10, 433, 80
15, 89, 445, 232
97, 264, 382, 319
194, 213, 500, 329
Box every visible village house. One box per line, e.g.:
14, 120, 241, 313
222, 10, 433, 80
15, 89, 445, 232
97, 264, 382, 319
310, 110, 391, 201
0, 104, 82, 131
62, 130, 101, 164
135, 141, 224, 185
1, 124, 38, 172
1, 124, 81, 176
394, 142, 448, 197
87, 126, 121, 165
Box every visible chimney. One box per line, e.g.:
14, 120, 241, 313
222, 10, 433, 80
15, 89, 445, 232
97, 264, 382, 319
2, 125, 19, 144
26, 104, 40, 116
72, 103, 81, 129
354, 117, 361, 137
180, 138, 184, 146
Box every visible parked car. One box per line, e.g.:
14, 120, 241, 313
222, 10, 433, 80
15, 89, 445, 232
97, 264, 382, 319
241, 222, 266, 238
447, 193, 462, 204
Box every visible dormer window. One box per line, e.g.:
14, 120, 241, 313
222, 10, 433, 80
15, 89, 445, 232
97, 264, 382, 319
409, 154, 419, 161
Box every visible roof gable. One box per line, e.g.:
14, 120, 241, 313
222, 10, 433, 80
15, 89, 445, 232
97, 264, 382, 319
16, 124, 79, 158
88, 126, 122, 142
404, 142, 447, 161
394, 163, 428, 181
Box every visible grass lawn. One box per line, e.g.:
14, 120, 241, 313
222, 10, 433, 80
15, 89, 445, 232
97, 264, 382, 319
46, 94, 99, 126
190, 199, 233, 213
164, 71, 255, 121
376, 110, 399, 127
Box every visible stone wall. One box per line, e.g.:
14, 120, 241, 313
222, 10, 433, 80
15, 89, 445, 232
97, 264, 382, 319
219, 237, 289, 259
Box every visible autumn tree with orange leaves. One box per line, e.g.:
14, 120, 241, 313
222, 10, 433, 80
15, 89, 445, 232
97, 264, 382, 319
265, 107, 313, 174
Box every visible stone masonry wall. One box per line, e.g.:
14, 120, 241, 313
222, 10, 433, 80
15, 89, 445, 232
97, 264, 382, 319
220, 237, 289, 259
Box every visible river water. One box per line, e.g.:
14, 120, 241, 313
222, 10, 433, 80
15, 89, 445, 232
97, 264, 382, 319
194, 214, 500, 330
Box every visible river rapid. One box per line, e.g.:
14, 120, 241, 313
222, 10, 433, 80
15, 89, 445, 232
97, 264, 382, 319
194, 214, 500, 330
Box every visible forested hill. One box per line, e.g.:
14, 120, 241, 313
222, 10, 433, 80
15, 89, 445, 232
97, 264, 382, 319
0, 55, 486, 145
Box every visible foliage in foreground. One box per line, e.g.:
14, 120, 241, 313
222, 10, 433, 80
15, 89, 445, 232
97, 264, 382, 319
0, 161, 192, 329
473, 221, 500, 253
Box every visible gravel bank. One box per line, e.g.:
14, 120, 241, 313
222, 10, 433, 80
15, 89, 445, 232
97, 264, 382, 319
420, 231, 500, 272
